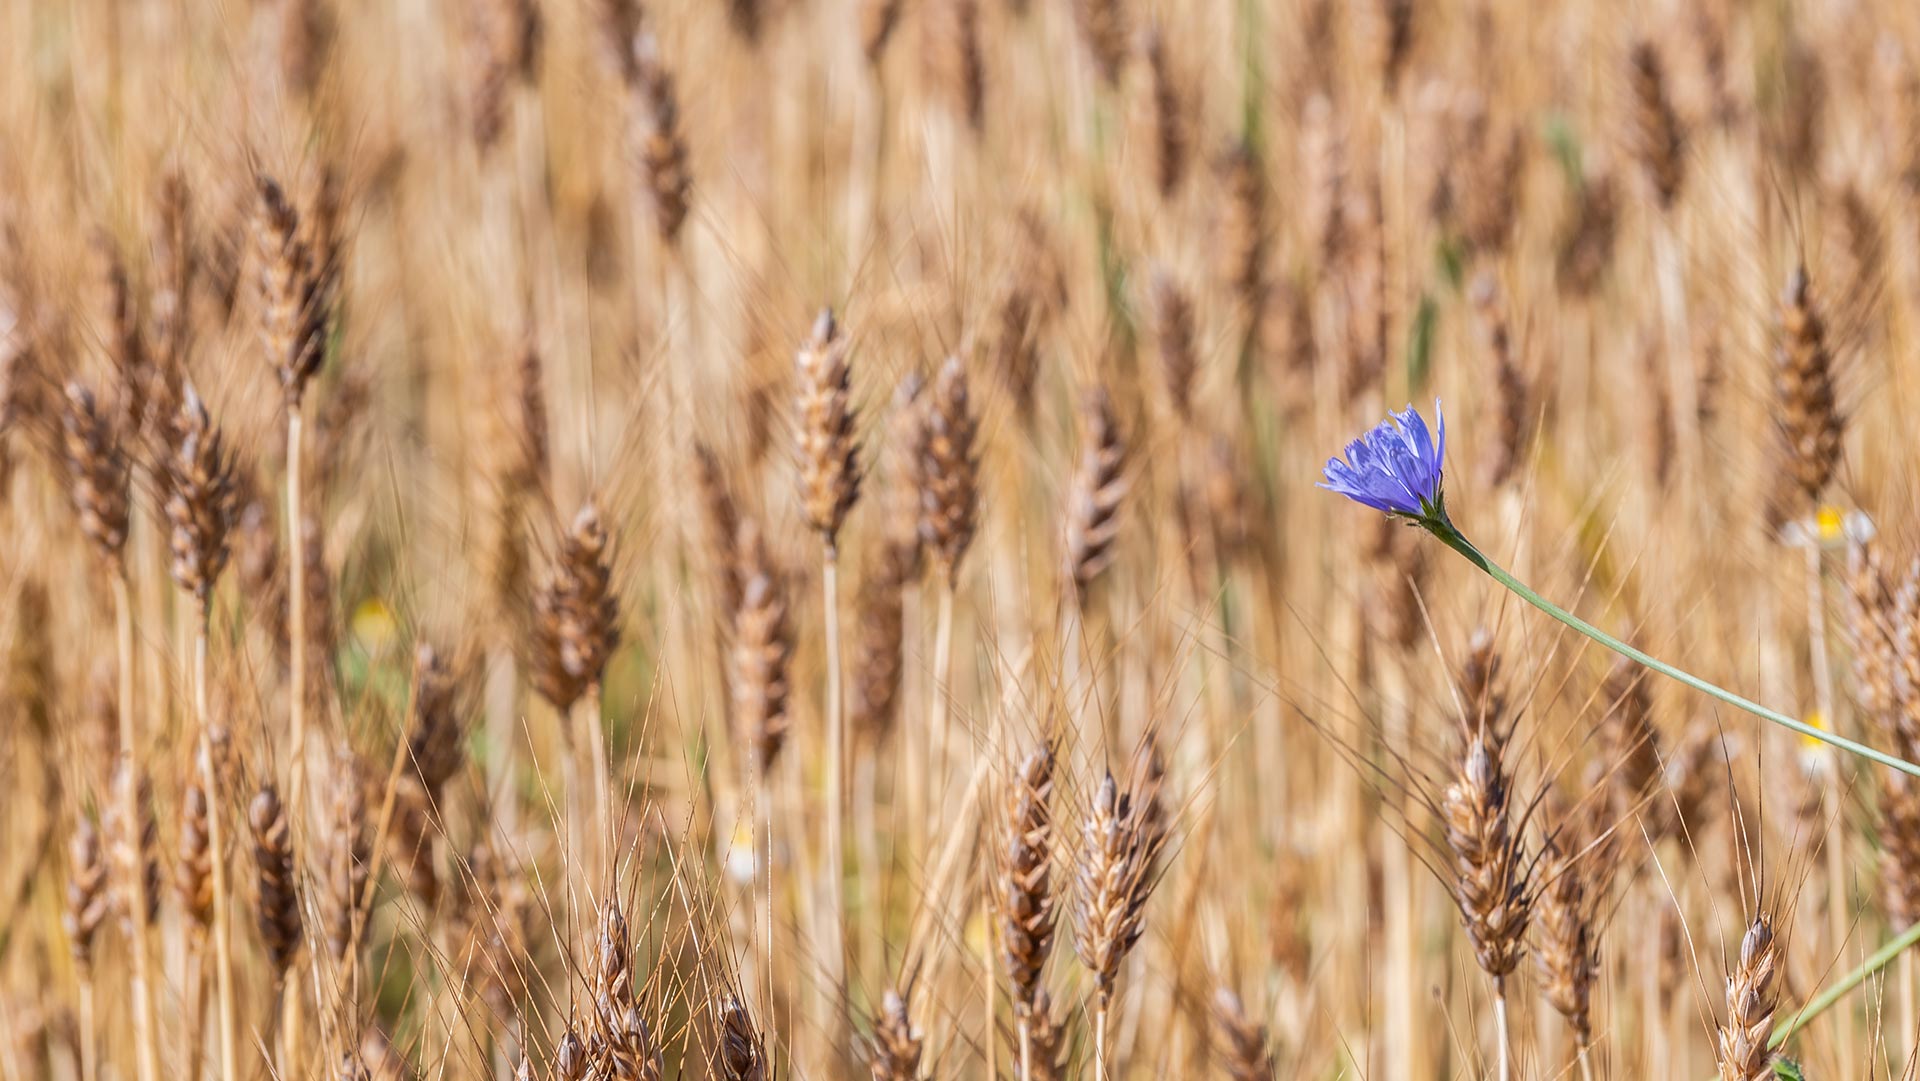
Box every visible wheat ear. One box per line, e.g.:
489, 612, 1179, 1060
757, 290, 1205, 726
1073, 770, 1166, 1079
868, 987, 924, 1081
994, 741, 1058, 1078
249, 782, 301, 1070
1715, 917, 1780, 1081
587, 898, 664, 1080
256, 174, 333, 1065
1210, 988, 1275, 1081
1535, 828, 1597, 1078
1064, 386, 1127, 600
1441, 632, 1530, 1081
717, 995, 769, 1081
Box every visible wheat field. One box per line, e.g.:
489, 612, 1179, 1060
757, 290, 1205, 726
4, 0, 1920, 1077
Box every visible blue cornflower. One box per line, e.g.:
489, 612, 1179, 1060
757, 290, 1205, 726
1320, 401, 1448, 522
1317, 402, 1920, 780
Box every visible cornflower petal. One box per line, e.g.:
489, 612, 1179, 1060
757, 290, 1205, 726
1319, 400, 1448, 520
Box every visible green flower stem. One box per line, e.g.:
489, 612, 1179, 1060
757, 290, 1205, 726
1778, 920, 1920, 1047
1424, 517, 1920, 778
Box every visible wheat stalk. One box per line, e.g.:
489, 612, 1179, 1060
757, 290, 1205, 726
794, 307, 862, 1017
161, 382, 242, 1081
59, 379, 160, 1081
256, 173, 333, 1065
1776, 266, 1852, 1060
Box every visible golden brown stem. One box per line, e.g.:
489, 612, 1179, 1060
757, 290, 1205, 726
287, 405, 308, 826
1901, 950, 1917, 1066
847, 64, 887, 264
111, 572, 160, 1081
77, 977, 96, 1081
1094, 1003, 1109, 1081
581, 686, 611, 881
1806, 543, 1838, 736
1494, 985, 1511, 1081
196, 613, 240, 1081
280, 976, 299, 1074
561, 714, 585, 914
901, 575, 927, 859
982, 903, 997, 1081
928, 582, 956, 829
751, 745, 778, 1040
182, 951, 206, 1081
1380, 659, 1419, 1078
485, 641, 519, 833
821, 546, 848, 1017
281, 402, 308, 1078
